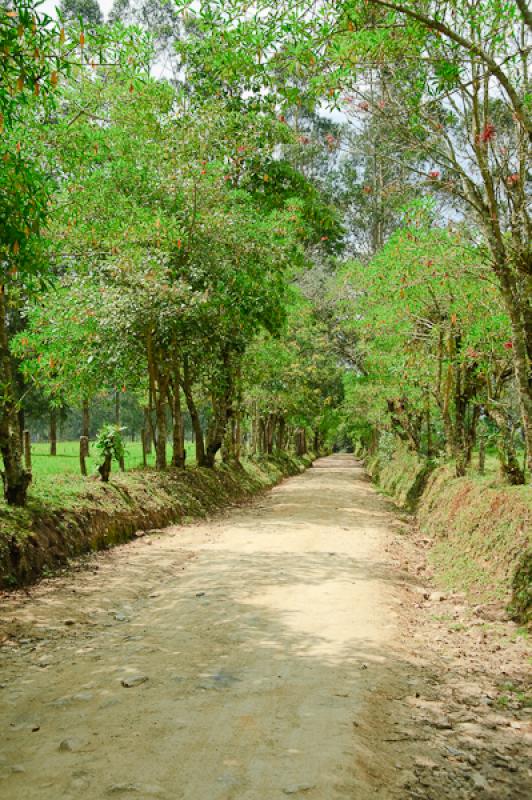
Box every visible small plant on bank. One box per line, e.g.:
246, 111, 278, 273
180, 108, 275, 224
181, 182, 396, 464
95, 425, 126, 483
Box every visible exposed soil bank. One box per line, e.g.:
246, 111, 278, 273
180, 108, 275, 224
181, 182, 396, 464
365, 445, 531, 623
0, 453, 313, 590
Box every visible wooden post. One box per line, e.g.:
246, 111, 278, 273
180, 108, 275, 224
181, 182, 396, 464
80, 436, 89, 476
141, 428, 147, 467
23, 430, 31, 471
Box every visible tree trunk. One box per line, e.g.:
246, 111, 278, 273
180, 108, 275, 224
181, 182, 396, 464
222, 420, 236, 464
114, 389, 125, 470
50, 408, 57, 456
294, 428, 307, 456
478, 433, 486, 475
141, 428, 148, 467
491, 256, 532, 479
465, 405, 480, 467
82, 398, 90, 437
0, 286, 31, 506
205, 399, 230, 468
80, 436, 88, 477
425, 392, 433, 458
258, 417, 266, 454
508, 306, 532, 477
251, 403, 259, 456
98, 453, 112, 483
170, 365, 186, 469
265, 414, 275, 455
115, 389, 121, 426
277, 416, 286, 452
143, 407, 153, 454
235, 407, 242, 461
82, 397, 90, 451
155, 377, 168, 471
487, 406, 525, 485
23, 430, 31, 471
181, 358, 206, 467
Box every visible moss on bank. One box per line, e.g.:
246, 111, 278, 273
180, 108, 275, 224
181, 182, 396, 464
0, 453, 313, 590
365, 444, 531, 624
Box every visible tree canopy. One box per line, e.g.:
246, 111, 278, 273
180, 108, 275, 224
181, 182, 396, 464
0, 0, 530, 505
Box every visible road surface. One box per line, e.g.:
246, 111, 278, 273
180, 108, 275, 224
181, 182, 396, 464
0, 455, 410, 799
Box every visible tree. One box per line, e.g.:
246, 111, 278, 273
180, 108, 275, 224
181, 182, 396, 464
333, 204, 522, 480
59, 0, 102, 26
173, 0, 532, 479
14, 69, 335, 475
0, 2, 150, 504
0, 1, 68, 504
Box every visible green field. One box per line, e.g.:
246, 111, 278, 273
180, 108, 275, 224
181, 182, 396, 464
28, 440, 197, 479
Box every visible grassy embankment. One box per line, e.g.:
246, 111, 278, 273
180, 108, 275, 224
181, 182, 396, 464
365, 443, 531, 623
0, 443, 313, 590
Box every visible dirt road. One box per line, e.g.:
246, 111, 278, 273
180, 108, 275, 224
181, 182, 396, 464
0, 455, 529, 799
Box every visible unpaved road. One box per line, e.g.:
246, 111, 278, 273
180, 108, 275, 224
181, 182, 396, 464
0, 455, 529, 799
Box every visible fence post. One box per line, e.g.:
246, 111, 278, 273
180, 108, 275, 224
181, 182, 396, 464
80, 436, 89, 476
23, 430, 31, 471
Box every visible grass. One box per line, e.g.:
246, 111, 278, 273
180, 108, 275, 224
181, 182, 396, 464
28, 440, 197, 478
368, 441, 531, 621
0, 440, 197, 516
418, 464, 531, 618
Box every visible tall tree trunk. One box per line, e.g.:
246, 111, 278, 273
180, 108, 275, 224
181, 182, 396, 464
49, 407, 57, 456
294, 428, 307, 457
18, 408, 25, 451
259, 417, 266, 454
0, 286, 31, 505
507, 299, 532, 477
265, 414, 275, 455
251, 402, 259, 456
143, 406, 153, 454
425, 393, 433, 458
114, 389, 121, 426
170, 364, 186, 469
488, 243, 532, 480
478, 432, 486, 475
205, 398, 231, 468
155, 376, 168, 470
205, 351, 234, 468
465, 405, 480, 467
114, 390, 125, 470
277, 416, 286, 451
82, 397, 90, 453
235, 407, 242, 461
486, 406, 525, 485
181, 357, 206, 466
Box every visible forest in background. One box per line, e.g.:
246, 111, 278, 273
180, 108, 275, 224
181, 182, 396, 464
1, 0, 530, 507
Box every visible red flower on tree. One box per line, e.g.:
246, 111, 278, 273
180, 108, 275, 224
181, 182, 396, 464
479, 123, 496, 143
